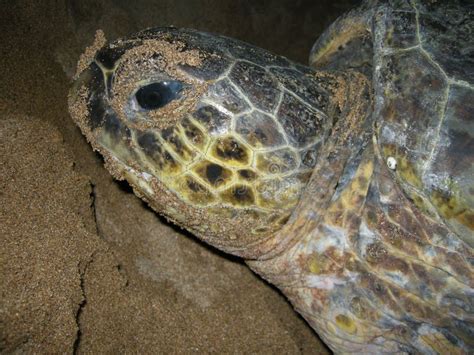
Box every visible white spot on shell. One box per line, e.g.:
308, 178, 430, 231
387, 157, 397, 170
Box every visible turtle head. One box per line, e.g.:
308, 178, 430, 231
69, 28, 330, 258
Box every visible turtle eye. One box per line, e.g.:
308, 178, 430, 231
135, 81, 183, 110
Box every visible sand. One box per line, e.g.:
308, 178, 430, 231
0, 1, 358, 353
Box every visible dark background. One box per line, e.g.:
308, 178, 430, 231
1, 1, 359, 353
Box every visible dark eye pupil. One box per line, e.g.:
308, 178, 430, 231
145, 91, 161, 104
135, 81, 183, 110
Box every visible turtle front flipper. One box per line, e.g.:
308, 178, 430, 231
309, 4, 374, 77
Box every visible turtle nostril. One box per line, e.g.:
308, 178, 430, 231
135, 81, 183, 110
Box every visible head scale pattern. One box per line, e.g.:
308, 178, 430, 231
69, 28, 334, 256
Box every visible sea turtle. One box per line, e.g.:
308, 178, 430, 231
69, 0, 473, 353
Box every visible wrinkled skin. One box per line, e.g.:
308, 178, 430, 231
69, 0, 473, 353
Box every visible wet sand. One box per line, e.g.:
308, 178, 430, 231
0, 1, 358, 353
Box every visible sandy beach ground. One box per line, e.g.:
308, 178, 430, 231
1, 1, 357, 352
